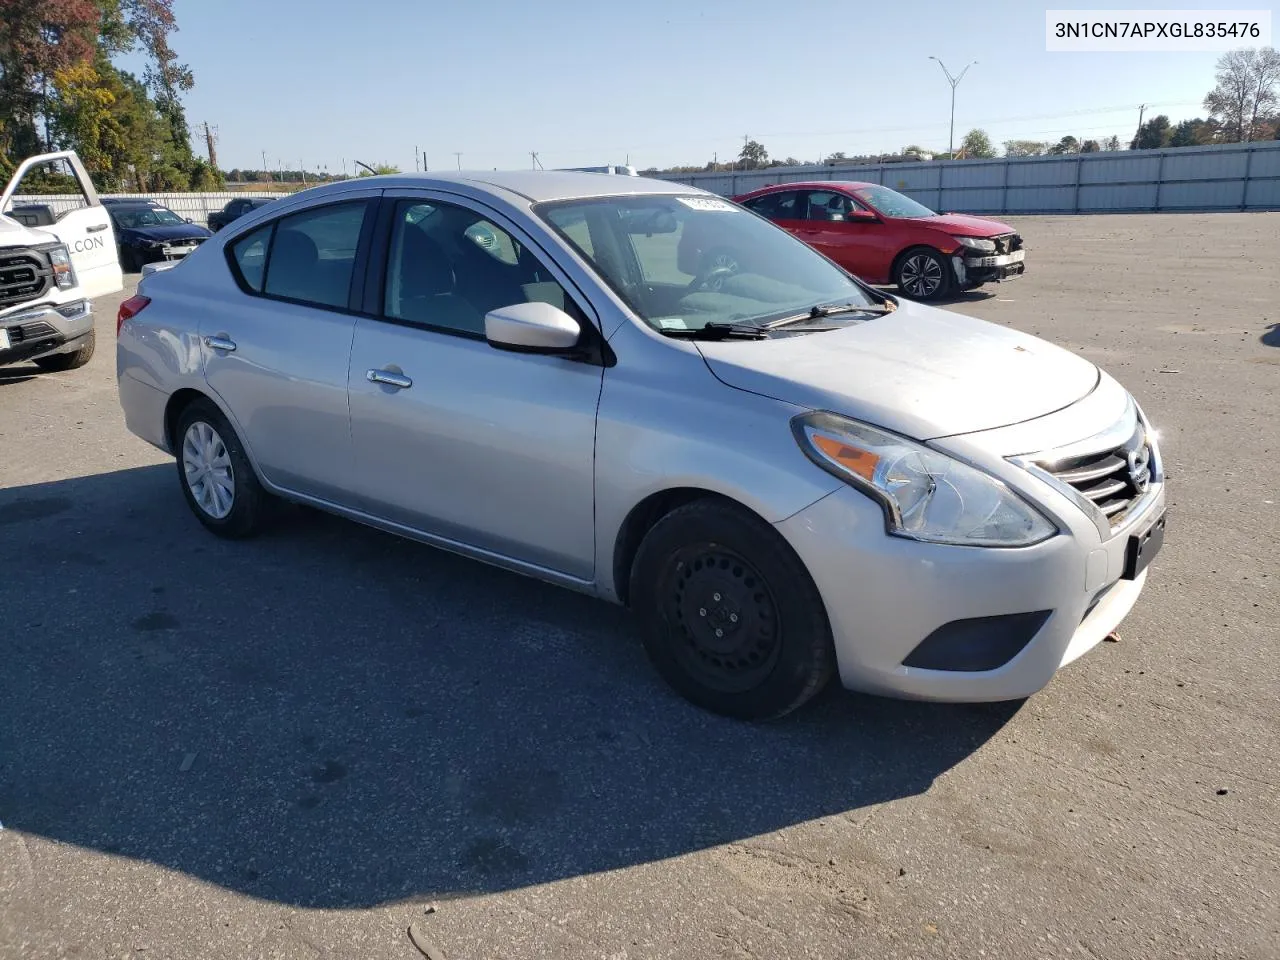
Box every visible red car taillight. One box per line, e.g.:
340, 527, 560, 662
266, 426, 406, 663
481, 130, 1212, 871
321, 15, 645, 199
117, 295, 151, 335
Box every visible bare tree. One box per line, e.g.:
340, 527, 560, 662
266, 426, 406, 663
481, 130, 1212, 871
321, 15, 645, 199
1203, 46, 1280, 142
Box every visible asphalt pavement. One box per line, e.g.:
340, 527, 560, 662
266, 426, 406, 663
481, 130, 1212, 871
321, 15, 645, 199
1, 213, 1277, 960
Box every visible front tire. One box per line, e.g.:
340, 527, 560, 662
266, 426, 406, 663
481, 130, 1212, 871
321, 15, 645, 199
629, 499, 835, 720
33, 332, 95, 372
895, 247, 953, 301
174, 399, 271, 539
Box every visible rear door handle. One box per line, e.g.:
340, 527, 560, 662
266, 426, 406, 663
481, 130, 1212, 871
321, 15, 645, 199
203, 335, 237, 352
367, 368, 412, 389
87, 224, 108, 233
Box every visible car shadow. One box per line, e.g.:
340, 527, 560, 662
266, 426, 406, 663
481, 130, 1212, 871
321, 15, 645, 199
0, 363, 39, 385
1262, 322, 1280, 347
0, 465, 1021, 909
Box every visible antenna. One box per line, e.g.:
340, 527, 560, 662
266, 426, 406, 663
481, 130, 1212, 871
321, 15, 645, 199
353, 160, 378, 175
453, 152, 463, 171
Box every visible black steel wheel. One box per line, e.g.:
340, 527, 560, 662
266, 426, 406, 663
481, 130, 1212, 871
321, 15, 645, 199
630, 499, 835, 720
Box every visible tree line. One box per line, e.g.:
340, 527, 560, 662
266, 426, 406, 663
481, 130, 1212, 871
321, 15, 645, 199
0, 0, 216, 191
644, 46, 1280, 174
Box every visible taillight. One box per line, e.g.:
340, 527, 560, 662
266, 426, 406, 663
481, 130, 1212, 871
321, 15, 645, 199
117, 294, 151, 335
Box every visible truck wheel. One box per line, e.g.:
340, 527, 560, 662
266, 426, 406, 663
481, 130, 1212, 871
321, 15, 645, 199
33, 332, 95, 372
629, 499, 835, 721
895, 247, 953, 300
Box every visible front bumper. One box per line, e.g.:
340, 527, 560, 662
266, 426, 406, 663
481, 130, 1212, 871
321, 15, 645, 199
0, 299, 94, 366
954, 250, 1026, 286
775, 393, 1166, 703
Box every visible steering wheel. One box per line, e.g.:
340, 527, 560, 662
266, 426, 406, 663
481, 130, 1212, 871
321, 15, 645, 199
691, 250, 742, 292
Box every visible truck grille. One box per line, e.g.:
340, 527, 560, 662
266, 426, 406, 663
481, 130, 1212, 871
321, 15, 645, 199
1039, 421, 1153, 528
0, 250, 52, 309
992, 234, 1023, 256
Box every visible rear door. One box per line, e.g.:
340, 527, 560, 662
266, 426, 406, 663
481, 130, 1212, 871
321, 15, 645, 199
0, 151, 121, 298
202, 191, 379, 503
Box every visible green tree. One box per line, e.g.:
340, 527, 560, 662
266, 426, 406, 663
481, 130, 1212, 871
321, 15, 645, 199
738, 139, 768, 170
1203, 46, 1280, 142
1049, 135, 1080, 155
1102, 135, 1122, 151
1003, 140, 1050, 157
1130, 115, 1172, 150
1080, 140, 1101, 153
1169, 117, 1220, 146
959, 129, 996, 159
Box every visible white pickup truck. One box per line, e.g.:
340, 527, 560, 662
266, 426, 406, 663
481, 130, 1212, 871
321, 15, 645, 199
0, 151, 124, 371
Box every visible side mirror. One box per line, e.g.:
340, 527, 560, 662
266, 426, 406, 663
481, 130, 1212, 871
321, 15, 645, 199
847, 209, 879, 222
185, 216, 193, 223
485, 300, 581, 354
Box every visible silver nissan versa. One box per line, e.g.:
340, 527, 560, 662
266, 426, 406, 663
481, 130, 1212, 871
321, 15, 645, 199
116, 171, 1166, 720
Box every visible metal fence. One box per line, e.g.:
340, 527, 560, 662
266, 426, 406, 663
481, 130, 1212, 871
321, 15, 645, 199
653, 140, 1280, 214
7, 191, 288, 227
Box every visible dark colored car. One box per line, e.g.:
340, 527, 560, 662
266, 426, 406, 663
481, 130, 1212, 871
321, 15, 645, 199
731, 181, 1025, 300
207, 196, 276, 232
104, 200, 213, 272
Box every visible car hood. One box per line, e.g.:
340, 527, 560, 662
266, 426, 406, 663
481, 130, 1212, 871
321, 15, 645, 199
0, 214, 57, 246
908, 212, 1016, 237
696, 300, 1099, 440
120, 223, 212, 242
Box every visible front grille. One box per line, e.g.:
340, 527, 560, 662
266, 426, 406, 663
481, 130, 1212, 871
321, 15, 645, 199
1039, 422, 1154, 528
992, 234, 1023, 256
0, 249, 52, 309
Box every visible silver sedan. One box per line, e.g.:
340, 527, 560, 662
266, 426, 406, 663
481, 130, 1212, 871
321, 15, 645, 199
116, 171, 1166, 719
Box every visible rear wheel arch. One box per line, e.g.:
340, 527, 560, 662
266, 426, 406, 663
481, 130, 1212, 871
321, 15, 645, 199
164, 389, 263, 486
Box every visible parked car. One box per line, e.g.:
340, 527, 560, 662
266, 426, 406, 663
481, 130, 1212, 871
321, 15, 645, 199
117, 172, 1164, 720
732, 181, 1025, 300
207, 196, 277, 232
104, 199, 213, 272
1, 151, 123, 371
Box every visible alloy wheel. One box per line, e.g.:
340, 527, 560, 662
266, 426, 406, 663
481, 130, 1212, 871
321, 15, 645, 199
900, 254, 944, 297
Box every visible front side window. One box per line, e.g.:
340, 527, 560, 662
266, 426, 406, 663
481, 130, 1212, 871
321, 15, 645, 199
802, 191, 853, 221
540, 194, 874, 332
261, 201, 367, 308
384, 199, 572, 336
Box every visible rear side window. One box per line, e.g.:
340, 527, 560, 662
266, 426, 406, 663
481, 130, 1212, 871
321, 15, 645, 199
261, 201, 368, 309
231, 224, 272, 292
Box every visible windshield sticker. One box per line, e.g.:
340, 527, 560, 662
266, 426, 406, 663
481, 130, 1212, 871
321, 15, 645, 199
657, 317, 690, 330
675, 196, 737, 212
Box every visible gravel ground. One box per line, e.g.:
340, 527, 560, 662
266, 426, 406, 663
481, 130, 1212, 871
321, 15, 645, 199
1, 213, 1277, 960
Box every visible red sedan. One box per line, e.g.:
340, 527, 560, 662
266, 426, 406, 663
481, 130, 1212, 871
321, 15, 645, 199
731, 181, 1025, 300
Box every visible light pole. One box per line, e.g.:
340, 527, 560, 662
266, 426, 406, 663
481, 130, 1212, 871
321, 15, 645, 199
928, 57, 977, 158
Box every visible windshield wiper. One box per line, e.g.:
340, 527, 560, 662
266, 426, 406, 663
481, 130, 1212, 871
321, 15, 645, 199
658, 321, 769, 341
765, 300, 897, 329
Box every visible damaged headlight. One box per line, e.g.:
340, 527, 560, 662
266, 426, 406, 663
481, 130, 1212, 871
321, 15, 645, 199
954, 236, 997, 253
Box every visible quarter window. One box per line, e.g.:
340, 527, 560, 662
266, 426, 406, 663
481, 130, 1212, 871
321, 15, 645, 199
230, 223, 272, 292
261, 201, 368, 309
384, 199, 573, 337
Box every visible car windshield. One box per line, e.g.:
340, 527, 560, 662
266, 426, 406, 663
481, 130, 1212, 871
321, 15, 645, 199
538, 194, 875, 331
849, 185, 937, 219
112, 206, 185, 228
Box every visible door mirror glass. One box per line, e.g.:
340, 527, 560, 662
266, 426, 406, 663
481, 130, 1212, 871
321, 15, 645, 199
847, 208, 879, 222
485, 301, 581, 353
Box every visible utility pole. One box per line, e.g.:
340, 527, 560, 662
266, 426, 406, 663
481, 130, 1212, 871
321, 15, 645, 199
300, 161, 307, 187
203, 122, 219, 171
262, 150, 271, 183
928, 56, 977, 158
423, 152, 428, 172
454, 152, 463, 171
1135, 103, 1147, 148
414, 145, 420, 172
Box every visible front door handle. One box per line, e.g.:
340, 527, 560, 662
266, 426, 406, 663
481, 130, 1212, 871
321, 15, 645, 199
367, 368, 413, 389
87, 224, 108, 233
203, 335, 237, 352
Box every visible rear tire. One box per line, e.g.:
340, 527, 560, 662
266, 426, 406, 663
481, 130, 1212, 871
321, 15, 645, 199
629, 499, 835, 720
894, 247, 953, 301
174, 399, 271, 539
33, 332, 95, 372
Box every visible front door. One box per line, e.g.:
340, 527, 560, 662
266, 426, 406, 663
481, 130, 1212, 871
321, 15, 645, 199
798, 190, 893, 282
200, 194, 378, 502
347, 194, 603, 579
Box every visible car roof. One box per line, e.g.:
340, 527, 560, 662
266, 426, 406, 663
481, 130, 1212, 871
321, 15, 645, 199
290, 170, 702, 204
739, 181, 878, 197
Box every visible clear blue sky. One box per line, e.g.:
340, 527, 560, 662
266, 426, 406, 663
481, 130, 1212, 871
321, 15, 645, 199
131, 0, 1256, 173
